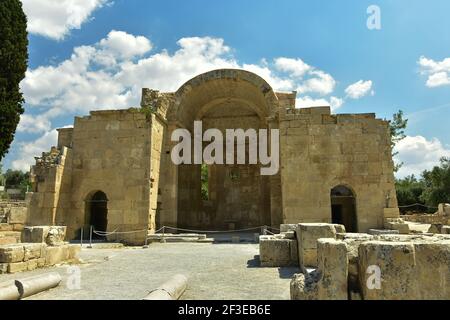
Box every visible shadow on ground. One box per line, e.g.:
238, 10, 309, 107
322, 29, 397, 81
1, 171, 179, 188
246, 255, 300, 279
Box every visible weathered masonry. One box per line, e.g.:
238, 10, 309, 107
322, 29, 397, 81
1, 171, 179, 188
27, 69, 399, 244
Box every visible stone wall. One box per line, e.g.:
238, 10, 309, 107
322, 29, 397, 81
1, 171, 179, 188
288, 223, 450, 300
29, 109, 154, 244
401, 213, 450, 225
279, 107, 398, 232
25, 69, 400, 242
0, 243, 80, 274
0, 201, 28, 245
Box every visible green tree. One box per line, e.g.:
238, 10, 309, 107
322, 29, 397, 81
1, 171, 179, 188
4, 169, 30, 198
201, 164, 209, 201
389, 110, 408, 172
420, 157, 450, 207
395, 175, 425, 207
0, 0, 28, 160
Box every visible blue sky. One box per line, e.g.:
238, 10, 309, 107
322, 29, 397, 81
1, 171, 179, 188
3, 0, 450, 177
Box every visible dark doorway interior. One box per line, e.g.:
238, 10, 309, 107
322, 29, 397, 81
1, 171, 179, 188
331, 186, 357, 232
87, 191, 108, 238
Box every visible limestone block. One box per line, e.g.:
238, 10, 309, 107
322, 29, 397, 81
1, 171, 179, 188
13, 224, 24, 232
283, 231, 295, 239
442, 226, 450, 235
68, 245, 81, 261
46, 227, 67, 246
333, 224, 346, 234
45, 245, 69, 266
290, 240, 298, 265
37, 258, 46, 268
358, 241, 417, 300
0, 224, 13, 232
259, 236, 292, 267
280, 224, 297, 233
23, 243, 45, 261
9, 207, 27, 224
0, 263, 7, 274
291, 239, 348, 300
414, 241, 450, 300
384, 208, 400, 219
368, 229, 400, 235
359, 240, 450, 300
22, 226, 49, 243
296, 223, 344, 268
428, 224, 443, 234
384, 219, 410, 234
0, 237, 17, 245
27, 259, 38, 271
341, 234, 374, 291
0, 244, 25, 263
438, 203, 450, 216
7, 262, 28, 274
22, 226, 67, 246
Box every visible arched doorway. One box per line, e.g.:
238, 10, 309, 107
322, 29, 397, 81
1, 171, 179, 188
331, 185, 357, 232
170, 69, 278, 230
85, 191, 108, 237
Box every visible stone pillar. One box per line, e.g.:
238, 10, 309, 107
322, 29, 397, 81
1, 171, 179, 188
160, 123, 179, 228
267, 117, 283, 227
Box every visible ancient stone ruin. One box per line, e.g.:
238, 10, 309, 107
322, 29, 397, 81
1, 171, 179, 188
1, 69, 448, 300
260, 222, 450, 300
25, 69, 398, 245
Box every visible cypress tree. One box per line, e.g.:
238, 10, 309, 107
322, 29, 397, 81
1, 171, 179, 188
0, 0, 28, 160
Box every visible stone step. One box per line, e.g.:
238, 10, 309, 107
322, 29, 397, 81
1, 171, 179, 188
147, 233, 207, 240
0, 231, 21, 245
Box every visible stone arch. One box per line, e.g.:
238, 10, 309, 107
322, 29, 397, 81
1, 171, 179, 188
168, 69, 279, 129
165, 69, 280, 230
330, 185, 358, 232
85, 190, 109, 237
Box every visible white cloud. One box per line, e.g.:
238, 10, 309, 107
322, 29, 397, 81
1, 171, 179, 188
297, 70, 336, 96
98, 30, 153, 62
17, 114, 52, 133
394, 135, 450, 178
22, 0, 108, 40
296, 96, 344, 112
12, 32, 374, 170
11, 129, 59, 171
426, 72, 450, 87
345, 80, 374, 99
418, 56, 450, 88
274, 58, 312, 77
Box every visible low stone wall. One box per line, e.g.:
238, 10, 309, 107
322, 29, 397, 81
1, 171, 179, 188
384, 218, 410, 234
401, 214, 450, 225
22, 226, 67, 246
296, 223, 345, 268
0, 201, 27, 225
259, 232, 297, 267
0, 225, 79, 274
358, 235, 450, 300
0, 201, 28, 246
290, 231, 450, 300
291, 239, 348, 300
0, 243, 80, 274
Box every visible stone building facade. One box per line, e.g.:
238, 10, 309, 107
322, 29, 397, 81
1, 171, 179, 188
27, 69, 399, 244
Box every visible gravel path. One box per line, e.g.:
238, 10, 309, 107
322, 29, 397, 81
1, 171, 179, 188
0, 243, 298, 300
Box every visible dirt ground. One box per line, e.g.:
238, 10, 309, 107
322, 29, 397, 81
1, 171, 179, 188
0, 243, 298, 300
